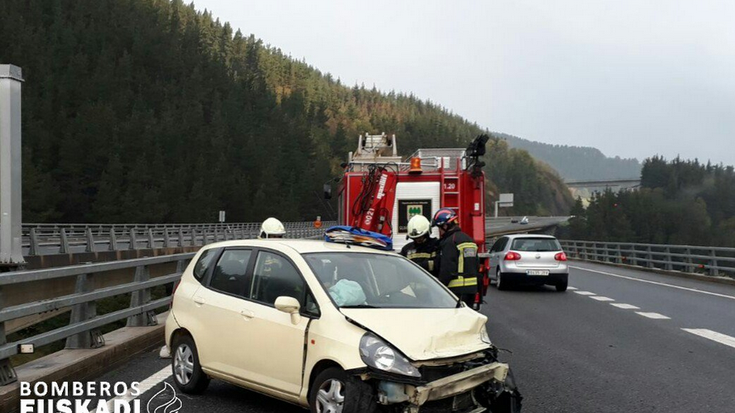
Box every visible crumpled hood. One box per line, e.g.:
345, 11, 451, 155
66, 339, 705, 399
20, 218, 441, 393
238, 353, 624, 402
340, 308, 490, 361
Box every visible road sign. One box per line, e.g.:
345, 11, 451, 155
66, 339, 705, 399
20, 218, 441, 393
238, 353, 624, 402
218, 211, 226, 223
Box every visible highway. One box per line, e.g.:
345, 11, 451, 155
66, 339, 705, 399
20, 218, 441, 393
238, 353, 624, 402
80, 261, 735, 412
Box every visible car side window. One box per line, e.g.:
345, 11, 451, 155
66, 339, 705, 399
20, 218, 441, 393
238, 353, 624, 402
209, 250, 252, 296
250, 251, 306, 306
193, 249, 217, 282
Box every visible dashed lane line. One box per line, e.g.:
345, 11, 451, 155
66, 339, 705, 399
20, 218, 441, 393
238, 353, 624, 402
567, 286, 578, 291
573, 291, 597, 296
610, 303, 640, 310
635, 312, 671, 320
682, 328, 735, 350
590, 296, 615, 302
104, 365, 172, 411
570, 266, 735, 301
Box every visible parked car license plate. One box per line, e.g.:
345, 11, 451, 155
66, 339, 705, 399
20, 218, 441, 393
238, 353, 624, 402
527, 270, 550, 276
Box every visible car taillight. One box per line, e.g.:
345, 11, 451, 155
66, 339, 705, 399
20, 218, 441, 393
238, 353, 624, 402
555, 252, 568, 261
504, 252, 522, 261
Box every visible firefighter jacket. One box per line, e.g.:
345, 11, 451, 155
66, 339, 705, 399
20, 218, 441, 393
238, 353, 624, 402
400, 237, 440, 276
437, 226, 479, 295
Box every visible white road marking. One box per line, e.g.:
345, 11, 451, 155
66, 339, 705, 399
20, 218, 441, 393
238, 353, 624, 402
682, 328, 735, 350
635, 312, 671, 320
573, 291, 596, 296
590, 296, 615, 302
104, 365, 172, 411
610, 303, 640, 310
567, 286, 578, 291
570, 265, 735, 301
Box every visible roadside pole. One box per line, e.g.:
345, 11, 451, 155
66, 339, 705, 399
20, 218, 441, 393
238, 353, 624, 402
0, 64, 25, 269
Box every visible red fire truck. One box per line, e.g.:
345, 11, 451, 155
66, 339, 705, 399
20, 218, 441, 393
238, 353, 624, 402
336, 133, 491, 295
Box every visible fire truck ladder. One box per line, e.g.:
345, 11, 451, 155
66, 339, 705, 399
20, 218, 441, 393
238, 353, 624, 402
439, 158, 461, 214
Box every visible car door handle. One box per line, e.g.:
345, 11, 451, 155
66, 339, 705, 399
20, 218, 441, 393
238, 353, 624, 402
193, 296, 206, 306
240, 310, 255, 320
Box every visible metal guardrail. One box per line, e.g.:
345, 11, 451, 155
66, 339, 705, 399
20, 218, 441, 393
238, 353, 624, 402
560, 240, 735, 278
0, 253, 194, 385
20, 221, 336, 256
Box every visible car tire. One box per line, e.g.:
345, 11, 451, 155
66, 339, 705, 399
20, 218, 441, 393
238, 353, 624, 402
309, 367, 378, 413
496, 270, 509, 291
555, 280, 568, 292
171, 334, 210, 394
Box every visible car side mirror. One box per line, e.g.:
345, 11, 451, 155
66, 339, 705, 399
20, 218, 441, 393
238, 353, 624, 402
275, 296, 301, 324
323, 183, 332, 200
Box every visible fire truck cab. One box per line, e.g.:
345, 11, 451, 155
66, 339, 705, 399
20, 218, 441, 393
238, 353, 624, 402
337, 133, 490, 292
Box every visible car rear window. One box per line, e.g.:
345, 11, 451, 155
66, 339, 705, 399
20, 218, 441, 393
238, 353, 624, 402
511, 238, 562, 252
193, 249, 217, 282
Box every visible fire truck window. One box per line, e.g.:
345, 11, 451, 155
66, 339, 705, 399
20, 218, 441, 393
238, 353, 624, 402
250, 251, 305, 306
209, 250, 252, 296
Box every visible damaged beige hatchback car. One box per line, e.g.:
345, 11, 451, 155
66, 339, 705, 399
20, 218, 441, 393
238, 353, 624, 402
165, 239, 522, 413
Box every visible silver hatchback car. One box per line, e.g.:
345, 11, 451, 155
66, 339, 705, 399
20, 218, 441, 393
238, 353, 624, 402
488, 234, 569, 291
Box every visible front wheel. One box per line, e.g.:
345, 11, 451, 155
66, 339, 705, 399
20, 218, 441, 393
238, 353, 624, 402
309, 367, 378, 413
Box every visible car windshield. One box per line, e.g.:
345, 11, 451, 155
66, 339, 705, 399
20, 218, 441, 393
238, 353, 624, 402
511, 238, 562, 252
303, 252, 458, 309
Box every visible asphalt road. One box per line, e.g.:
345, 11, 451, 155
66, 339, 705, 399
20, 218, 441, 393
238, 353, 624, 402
82, 261, 735, 413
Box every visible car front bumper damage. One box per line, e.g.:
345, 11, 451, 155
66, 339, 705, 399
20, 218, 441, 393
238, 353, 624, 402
408, 362, 508, 407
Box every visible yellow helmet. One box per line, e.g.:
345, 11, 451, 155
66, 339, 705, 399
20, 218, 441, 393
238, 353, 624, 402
407, 215, 431, 239
259, 217, 286, 239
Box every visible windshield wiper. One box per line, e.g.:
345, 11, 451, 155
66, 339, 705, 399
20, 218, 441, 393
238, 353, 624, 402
340, 304, 378, 309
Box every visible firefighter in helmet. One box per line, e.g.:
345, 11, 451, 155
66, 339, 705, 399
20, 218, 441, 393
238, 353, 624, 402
432, 208, 481, 309
400, 215, 440, 276
259, 217, 286, 239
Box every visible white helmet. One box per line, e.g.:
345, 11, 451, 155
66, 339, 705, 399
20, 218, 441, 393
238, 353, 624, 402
259, 217, 286, 239
407, 215, 431, 239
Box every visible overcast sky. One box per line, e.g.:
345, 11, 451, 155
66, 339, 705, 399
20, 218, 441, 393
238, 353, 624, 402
193, 0, 735, 165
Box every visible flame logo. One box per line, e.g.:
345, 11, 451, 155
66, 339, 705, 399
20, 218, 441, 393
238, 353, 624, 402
146, 382, 182, 413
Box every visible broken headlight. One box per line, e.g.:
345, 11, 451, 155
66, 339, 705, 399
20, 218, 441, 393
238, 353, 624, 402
359, 333, 420, 378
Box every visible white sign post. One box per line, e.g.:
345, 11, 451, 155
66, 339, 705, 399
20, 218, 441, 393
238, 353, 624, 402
0, 64, 24, 267
218, 210, 226, 223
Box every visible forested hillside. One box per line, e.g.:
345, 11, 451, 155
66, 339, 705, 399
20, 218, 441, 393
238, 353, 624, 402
0, 0, 572, 223
495, 132, 642, 181
558, 157, 735, 246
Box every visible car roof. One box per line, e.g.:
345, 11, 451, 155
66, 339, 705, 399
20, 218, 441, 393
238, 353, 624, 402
200, 239, 398, 255
505, 234, 558, 240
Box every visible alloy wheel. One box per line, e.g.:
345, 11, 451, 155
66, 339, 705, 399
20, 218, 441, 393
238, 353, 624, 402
315, 378, 345, 413
174, 344, 194, 385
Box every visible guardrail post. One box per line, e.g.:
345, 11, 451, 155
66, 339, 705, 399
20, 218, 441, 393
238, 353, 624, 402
164, 228, 171, 248
646, 245, 654, 268
179, 228, 185, 247
709, 248, 718, 276
29, 228, 39, 256
66, 273, 104, 349
127, 265, 157, 327
129, 229, 138, 250
148, 229, 155, 249
664, 247, 673, 271
684, 248, 693, 272
0, 285, 18, 385
109, 228, 118, 251
59, 228, 70, 254
616, 244, 623, 264
85, 228, 95, 253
